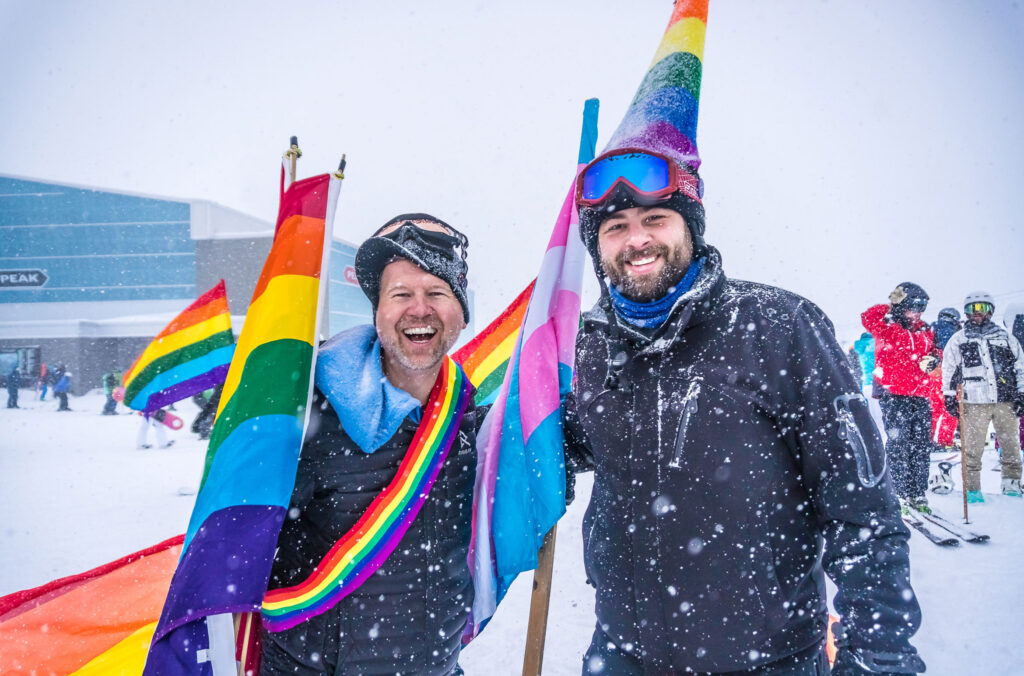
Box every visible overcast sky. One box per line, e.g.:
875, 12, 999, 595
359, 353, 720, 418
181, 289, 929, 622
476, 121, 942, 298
2, 1, 1022, 340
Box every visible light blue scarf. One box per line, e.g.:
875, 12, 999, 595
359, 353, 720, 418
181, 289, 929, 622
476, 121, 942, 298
315, 325, 420, 454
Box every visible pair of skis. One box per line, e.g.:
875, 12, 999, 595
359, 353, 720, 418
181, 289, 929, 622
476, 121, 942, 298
902, 509, 989, 547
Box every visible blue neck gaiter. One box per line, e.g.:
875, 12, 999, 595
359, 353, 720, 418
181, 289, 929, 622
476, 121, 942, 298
609, 256, 705, 329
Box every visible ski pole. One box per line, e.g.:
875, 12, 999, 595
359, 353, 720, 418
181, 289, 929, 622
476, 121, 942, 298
522, 525, 557, 676
957, 385, 969, 523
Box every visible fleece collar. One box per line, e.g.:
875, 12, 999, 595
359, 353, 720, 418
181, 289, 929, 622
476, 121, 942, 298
315, 325, 420, 454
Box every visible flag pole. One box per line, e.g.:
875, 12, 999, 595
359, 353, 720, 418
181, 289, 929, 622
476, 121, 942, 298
521, 97, 599, 676
284, 136, 302, 186
522, 525, 557, 676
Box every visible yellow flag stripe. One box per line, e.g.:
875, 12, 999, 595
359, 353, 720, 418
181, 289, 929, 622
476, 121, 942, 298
69, 621, 156, 675
217, 274, 319, 417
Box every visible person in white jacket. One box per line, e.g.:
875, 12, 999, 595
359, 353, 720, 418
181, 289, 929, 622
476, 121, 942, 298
942, 291, 1024, 501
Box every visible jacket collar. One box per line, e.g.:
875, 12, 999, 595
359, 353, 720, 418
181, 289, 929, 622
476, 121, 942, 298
584, 245, 726, 354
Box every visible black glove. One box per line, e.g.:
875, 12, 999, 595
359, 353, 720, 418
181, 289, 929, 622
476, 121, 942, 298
944, 395, 960, 419
832, 648, 925, 675
1014, 394, 1024, 418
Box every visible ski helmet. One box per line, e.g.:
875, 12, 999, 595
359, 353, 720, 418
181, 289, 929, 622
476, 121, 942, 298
963, 290, 995, 315
889, 282, 929, 312
937, 307, 960, 324
928, 462, 955, 495
355, 213, 470, 322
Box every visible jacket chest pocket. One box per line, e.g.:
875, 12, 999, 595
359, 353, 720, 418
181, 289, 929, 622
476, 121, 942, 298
961, 341, 983, 368
668, 379, 702, 468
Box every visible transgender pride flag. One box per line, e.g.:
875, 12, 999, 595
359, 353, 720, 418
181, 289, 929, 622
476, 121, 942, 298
464, 98, 598, 641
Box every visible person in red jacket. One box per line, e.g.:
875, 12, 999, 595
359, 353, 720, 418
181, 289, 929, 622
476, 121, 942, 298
862, 282, 938, 512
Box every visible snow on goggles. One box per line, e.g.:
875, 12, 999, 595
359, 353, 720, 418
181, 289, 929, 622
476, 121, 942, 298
964, 302, 994, 314
575, 148, 701, 207
373, 219, 468, 261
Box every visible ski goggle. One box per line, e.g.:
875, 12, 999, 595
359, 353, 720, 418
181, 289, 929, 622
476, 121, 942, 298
964, 302, 994, 315
372, 218, 468, 262
903, 298, 928, 311
575, 148, 701, 207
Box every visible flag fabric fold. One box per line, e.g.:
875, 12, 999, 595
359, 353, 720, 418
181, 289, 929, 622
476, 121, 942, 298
462, 98, 599, 641
143, 170, 340, 674
122, 279, 235, 413
0, 536, 183, 674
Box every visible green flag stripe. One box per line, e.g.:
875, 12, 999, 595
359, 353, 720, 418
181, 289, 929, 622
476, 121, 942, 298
202, 339, 313, 486
123, 330, 235, 403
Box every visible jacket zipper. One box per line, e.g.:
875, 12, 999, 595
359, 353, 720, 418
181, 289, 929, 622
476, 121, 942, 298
668, 380, 701, 468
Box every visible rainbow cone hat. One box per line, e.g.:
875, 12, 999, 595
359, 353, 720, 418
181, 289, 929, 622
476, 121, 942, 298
603, 0, 708, 174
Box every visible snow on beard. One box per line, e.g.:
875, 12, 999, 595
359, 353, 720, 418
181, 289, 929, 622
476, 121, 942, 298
602, 241, 691, 302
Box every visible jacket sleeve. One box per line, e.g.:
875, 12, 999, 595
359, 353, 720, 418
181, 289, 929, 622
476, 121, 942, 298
941, 334, 962, 397
782, 300, 922, 658
860, 303, 896, 340
561, 391, 594, 505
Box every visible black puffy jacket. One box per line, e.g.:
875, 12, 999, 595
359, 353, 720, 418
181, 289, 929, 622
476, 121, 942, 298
261, 388, 478, 676
564, 248, 922, 673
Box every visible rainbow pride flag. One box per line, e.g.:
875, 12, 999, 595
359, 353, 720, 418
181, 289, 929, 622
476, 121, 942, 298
0, 536, 183, 674
453, 280, 533, 406
261, 356, 473, 632
122, 280, 234, 413
143, 169, 340, 674
463, 98, 599, 641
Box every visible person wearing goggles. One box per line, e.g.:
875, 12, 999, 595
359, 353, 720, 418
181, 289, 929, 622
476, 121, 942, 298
563, 147, 923, 674
262, 214, 479, 675
861, 282, 940, 515
941, 291, 1024, 501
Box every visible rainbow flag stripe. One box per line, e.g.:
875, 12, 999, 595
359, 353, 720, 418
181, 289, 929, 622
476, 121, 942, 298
605, 0, 707, 171
261, 356, 472, 632
454, 280, 533, 406
144, 170, 340, 673
122, 280, 234, 413
0, 536, 183, 675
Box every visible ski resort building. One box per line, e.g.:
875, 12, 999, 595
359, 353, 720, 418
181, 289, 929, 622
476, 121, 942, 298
0, 174, 380, 396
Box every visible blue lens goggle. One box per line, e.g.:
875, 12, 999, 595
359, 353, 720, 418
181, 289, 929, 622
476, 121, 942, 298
576, 148, 701, 206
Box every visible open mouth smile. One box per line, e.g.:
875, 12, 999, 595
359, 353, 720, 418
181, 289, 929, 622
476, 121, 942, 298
401, 326, 438, 344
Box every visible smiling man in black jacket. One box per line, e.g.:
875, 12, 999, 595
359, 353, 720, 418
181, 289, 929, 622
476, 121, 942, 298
563, 148, 925, 676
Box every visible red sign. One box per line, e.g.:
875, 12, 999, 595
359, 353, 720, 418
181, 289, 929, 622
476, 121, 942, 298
343, 266, 358, 285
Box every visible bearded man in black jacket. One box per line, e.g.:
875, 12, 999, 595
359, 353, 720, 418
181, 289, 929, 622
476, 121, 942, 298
563, 149, 925, 676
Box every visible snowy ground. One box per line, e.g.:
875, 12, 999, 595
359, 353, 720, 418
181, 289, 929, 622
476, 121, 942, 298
2, 392, 1023, 675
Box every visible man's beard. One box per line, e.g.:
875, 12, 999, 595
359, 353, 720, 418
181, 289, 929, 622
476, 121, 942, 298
378, 320, 451, 372
604, 243, 691, 302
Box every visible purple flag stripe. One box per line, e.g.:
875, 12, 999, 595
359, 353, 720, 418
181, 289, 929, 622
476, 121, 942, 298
142, 366, 230, 413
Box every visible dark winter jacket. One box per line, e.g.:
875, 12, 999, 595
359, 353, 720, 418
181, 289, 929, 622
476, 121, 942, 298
261, 387, 478, 676
861, 304, 935, 397
564, 248, 921, 673
931, 311, 961, 351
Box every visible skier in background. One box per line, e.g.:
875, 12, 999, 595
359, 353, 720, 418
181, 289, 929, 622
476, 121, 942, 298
563, 148, 924, 675
101, 369, 120, 415
6, 366, 20, 409
136, 410, 172, 449
931, 307, 962, 351
862, 284, 938, 512
942, 292, 1024, 501
53, 370, 72, 411
37, 362, 49, 400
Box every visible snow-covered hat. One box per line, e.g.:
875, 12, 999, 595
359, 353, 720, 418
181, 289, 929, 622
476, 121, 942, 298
577, 0, 709, 256
355, 213, 470, 322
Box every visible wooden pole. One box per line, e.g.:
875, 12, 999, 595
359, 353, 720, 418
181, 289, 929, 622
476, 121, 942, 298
957, 385, 969, 523
522, 525, 558, 676
284, 135, 302, 186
